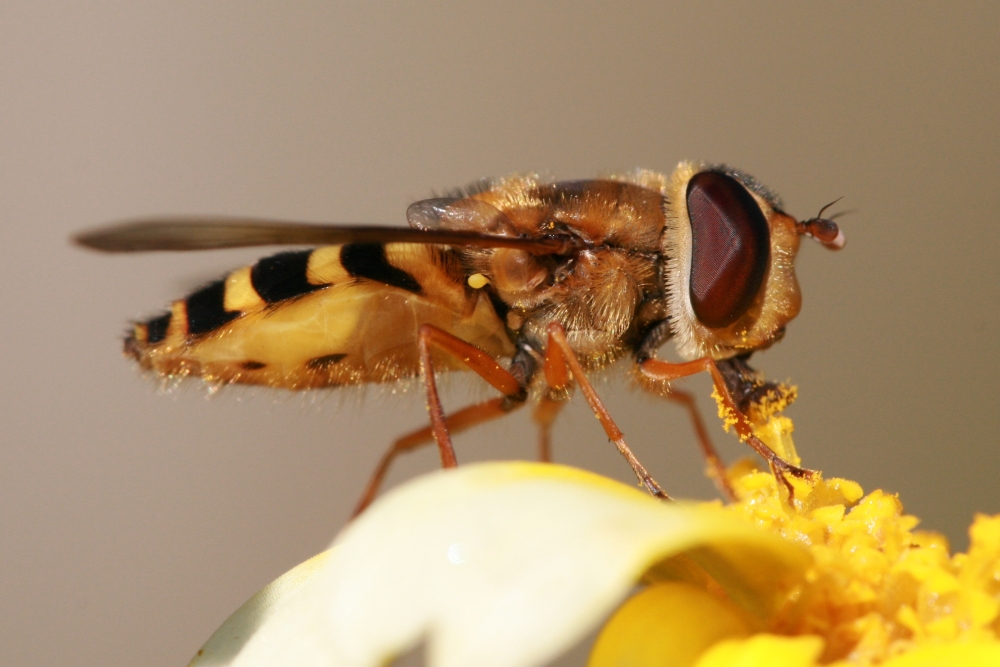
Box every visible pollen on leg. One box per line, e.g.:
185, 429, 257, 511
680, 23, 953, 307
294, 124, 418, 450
712, 387, 739, 433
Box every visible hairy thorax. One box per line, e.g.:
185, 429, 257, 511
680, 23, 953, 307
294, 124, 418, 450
481, 245, 664, 367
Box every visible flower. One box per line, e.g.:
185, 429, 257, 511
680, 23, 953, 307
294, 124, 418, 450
188, 422, 1000, 667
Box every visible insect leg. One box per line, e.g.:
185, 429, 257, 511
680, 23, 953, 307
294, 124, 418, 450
659, 390, 736, 501
638, 357, 817, 496
544, 322, 670, 500
632, 321, 734, 499
417, 323, 527, 468
352, 397, 522, 516
532, 395, 566, 463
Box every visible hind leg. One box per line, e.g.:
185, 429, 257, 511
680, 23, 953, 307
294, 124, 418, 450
352, 397, 522, 516
352, 324, 527, 515
532, 395, 566, 463
416, 324, 526, 468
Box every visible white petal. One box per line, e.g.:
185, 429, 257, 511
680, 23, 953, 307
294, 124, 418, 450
195, 462, 808, 667
189, 551, 333, 666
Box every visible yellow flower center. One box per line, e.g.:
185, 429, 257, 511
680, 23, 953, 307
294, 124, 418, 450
715, 455, 1000, 664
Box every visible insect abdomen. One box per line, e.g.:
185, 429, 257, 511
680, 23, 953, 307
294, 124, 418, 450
127, 243, 513, 389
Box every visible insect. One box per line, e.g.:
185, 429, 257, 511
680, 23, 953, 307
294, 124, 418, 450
76, 162, 844, 511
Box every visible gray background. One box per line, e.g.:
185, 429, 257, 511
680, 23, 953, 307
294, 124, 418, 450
2, 3, 998, 666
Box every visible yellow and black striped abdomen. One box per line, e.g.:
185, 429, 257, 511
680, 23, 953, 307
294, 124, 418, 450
127, 243, 514, 389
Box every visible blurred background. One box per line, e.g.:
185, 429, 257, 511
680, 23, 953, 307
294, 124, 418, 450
2, 3, 998, 665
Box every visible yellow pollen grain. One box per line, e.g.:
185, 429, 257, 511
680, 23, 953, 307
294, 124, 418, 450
710, 387, 738, 433
467, 273, 490, 289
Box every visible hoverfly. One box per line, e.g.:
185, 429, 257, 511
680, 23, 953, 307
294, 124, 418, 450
76, 162, 844, 511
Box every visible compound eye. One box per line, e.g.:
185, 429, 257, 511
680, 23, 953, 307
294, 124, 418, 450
686, 171, 770, 329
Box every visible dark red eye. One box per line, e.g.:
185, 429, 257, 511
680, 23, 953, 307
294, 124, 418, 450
686, 171, 770, 328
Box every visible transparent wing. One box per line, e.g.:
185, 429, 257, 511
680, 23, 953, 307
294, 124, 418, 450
74, 217, 572, 253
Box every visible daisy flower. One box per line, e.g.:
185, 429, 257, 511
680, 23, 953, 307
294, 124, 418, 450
188, 418, 1000, 667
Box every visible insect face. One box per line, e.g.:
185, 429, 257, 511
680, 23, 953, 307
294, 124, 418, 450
659, 162, 810, 362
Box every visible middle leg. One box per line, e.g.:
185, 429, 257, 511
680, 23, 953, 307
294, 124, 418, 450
543, 322, 669, 500
660, 389, 737, 501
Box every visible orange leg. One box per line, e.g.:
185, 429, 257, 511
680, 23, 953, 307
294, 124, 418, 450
532, 394, 566, 463
544, 322, 670, 500
417, 324, 526, 469
352, 397, 520, 516
639, 357, 816, 495
660, 389, 737, 501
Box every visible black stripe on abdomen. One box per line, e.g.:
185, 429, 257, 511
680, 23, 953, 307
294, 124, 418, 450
186, 279, 239, 335
145, 312, 172, 344
251, 250, 328, 303
340, 243, 422, 293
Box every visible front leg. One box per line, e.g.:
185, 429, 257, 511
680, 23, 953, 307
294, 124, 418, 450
639, 356, 817, 497
716, 354, 798, 425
